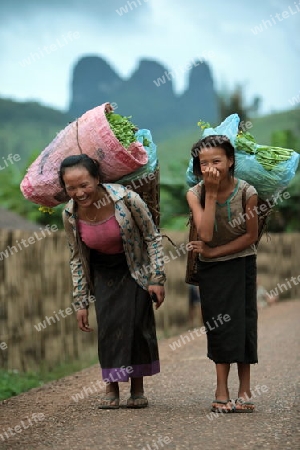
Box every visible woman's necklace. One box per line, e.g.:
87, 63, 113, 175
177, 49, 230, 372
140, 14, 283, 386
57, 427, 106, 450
84, 209, 98, 222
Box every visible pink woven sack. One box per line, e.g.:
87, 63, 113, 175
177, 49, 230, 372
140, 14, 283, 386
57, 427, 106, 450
20, 103, 148, 206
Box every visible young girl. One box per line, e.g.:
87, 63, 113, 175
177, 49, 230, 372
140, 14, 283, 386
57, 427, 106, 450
186, 135, 258, 413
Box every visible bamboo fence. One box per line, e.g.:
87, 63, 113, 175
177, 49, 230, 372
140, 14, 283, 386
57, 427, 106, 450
0, 229, 299, 372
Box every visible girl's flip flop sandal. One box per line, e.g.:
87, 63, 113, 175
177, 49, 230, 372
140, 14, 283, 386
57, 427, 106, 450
235, 398, 255, 413
211, 399, 235, 413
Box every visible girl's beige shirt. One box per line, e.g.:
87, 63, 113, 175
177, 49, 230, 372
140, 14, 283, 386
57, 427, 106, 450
189, 179, 257, 262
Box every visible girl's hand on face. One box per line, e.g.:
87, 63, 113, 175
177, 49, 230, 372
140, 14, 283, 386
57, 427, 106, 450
202, 167, 220, 191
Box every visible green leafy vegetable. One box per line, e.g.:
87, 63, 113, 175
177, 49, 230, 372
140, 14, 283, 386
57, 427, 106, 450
142, 138, 151, 147
106, 112, 150, 149
236, 132, 294, 171
106, 112, 138, 150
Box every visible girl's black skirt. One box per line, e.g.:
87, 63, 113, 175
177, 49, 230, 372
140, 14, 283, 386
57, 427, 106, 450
196, 255, 258, 364
90, 250, 160, 382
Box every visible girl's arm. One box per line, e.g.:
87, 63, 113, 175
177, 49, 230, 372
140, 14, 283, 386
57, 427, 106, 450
187, 169, 221, 243
187, 167, 220, 242
186, 189, 217, 242
190, 194, 258, 258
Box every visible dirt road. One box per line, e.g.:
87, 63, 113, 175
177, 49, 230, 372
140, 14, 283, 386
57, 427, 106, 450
1, 300, 299, 450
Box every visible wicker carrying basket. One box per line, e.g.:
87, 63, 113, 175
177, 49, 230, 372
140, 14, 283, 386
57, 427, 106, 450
125, 166, 160, 228
185, 197, 272, 285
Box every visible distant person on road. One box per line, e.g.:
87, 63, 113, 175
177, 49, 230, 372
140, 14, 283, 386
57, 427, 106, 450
188, 284, 202, 327
187, 135, 258, 413
59, 154, 166, 409
257, 278, 279, 309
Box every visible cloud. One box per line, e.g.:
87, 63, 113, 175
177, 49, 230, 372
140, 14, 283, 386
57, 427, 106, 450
0, 0, 151, 25
0, 0, 298, 114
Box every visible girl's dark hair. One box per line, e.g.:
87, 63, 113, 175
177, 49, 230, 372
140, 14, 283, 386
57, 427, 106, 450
190, 135, 235, 208
58, 154, 103, 190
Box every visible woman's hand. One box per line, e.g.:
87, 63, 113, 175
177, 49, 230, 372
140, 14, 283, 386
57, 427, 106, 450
188, 240, 215, 258
76, 309, 94, 332
104, 103, 114, 113
148, 286, 165, 310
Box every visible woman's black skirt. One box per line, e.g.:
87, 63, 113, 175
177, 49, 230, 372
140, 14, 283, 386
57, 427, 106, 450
197, 255, 258, 364
90, 250, 160, 382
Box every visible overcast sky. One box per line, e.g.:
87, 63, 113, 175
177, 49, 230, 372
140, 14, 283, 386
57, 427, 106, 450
0, 0, 299, 115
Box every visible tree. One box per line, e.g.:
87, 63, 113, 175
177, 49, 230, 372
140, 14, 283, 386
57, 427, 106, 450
218, 84, 261, 124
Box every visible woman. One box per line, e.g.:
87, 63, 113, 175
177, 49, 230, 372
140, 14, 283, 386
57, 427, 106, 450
59, 154, 166, 409
187, 135, 258, 413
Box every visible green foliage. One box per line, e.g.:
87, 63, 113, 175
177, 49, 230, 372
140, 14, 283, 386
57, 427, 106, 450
0, 151, 64, 228
250, 109, 300, 149
160, 181, 189, 231
0, 357, 98, 401
106, 112, 138, 148
0, 370, 43, 400
1, 97, 299, 232
218, 84, 261, 123
266, 129, 300, 232
106, 111, 151, 148
0, 97, 71, 164
157, 109, 300, 182
271, 129, 298, 149
157, 130, 199, 186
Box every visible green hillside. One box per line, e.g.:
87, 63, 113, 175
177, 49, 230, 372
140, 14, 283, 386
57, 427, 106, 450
0, 98, 299, 231
0, 98, 71, 165
157, 108, 300, 184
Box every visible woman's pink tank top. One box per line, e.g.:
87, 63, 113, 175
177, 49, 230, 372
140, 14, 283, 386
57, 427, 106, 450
78, 215, 124, 254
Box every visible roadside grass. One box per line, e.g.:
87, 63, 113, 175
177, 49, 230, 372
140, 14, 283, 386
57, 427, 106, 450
0, 327, 193, 401
0, 356, 98, 401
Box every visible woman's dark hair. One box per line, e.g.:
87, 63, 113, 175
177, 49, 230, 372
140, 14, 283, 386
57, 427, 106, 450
190, 135, 235, 208
58, 154, 103, 190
